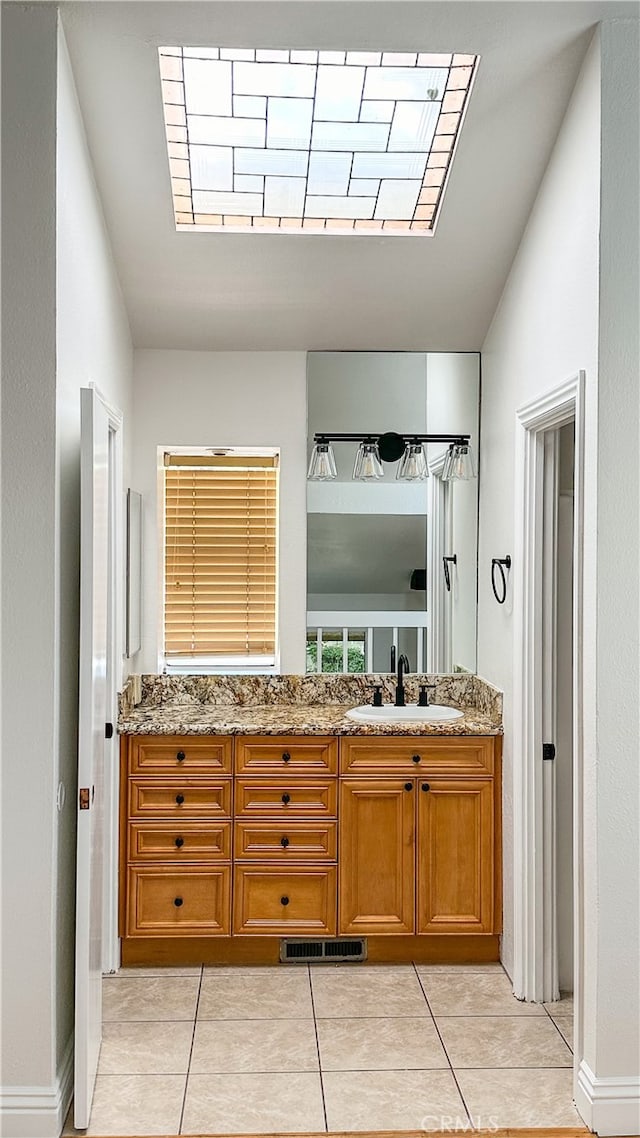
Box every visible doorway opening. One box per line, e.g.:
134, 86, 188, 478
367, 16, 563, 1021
512, 372, 585, 1110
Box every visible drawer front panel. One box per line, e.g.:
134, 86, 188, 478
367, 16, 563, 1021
129, 735, 232, 775
235, 779, 337, 818
128, 821, 231, 862
235, 821, 337, 861
235, 736, 338, 775
341, 737, 494, 776
128, 866, 231, 936
128, 779, 232, 819
233, 865, 336, 935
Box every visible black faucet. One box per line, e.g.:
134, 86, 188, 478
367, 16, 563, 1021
395, 654, 410, 706
390, 644, 396, 673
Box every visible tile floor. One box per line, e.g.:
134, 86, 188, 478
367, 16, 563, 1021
64, 963, 580, 1135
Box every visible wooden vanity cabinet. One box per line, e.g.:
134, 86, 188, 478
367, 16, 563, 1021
120, 731, 501, 958
338, 737, 499, 937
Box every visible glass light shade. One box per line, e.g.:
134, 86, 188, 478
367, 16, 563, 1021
307, 441, 337, 480
397, 441, 429, 481
353, 441, 384, 481
442, 442, 476, 481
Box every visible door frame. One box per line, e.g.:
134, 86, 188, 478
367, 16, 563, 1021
90, 383, 124, 973
427, 453, 452, 672
512, 371, 585, 1047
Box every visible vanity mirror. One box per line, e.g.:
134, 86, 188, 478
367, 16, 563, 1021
307, 352, 479, 674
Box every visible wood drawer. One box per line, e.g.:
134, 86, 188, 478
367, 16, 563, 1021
234, 778, 337, 818
235, 735, 338, 775
129, 735, 232, 775
128, 778, 232, 820
127, 866, 231, 936
235, 821, 337, 862
233, 865, 336, 935
340, 736, 495, 776
128, 821, 231, 862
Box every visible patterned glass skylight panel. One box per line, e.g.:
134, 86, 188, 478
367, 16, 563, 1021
159, 47, 477, 235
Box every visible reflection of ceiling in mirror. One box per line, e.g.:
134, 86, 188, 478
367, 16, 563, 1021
308, 514, 426, 598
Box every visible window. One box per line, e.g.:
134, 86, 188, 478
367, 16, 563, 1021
159, 46, 478, 235
163, 449, 279, 670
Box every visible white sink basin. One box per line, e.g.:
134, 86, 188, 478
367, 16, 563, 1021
346, 704, 464, 724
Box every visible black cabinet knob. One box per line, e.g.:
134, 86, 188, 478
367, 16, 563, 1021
282, 752, 291, 763
175, 793, 185, 805
404, 782, 413, 791
281, 793, 290, 804
176, 751, 186, 762
175, 836, 184, 848
174, 897, 183, 907
280, 836, 290, 847
412, 754, 421, 764
281, 895, 290, 906
421, 782, 431, 792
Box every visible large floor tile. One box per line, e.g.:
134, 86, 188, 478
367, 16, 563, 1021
551, 1013, 574, 1049
317, 1015, 448, 1070
544, 991, 575, 1014
456, 1067, 584, 1128
419, 971, 545, 1017
63, 1075, 185, 1136
416, 962, 506, 974
97, 1020, 193, 1075
311, 966, 430, 1018
323, 1068, 468, 1131
438, 1015, 573, 1068
198, 967, 313, 1020
190, 1017, 319, 1073
181, 1071, 325, 1134
102, 975, 200, 1022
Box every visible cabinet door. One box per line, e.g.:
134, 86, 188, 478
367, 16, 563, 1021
339, 780, 415, 935
417, 778, 494, 934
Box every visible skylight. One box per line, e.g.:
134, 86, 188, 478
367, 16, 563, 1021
159, 47, 477, 235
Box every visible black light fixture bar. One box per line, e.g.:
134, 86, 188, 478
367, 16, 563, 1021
313, 432, 470, 444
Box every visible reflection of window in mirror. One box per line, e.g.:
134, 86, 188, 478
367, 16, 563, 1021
306, 352, 479, 675
161, 447, 279, 673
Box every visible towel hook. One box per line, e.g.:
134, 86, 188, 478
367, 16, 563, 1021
491, 556, 511, 604
443, 554, 457, 592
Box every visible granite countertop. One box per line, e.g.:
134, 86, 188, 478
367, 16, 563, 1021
118, 702, 501, 737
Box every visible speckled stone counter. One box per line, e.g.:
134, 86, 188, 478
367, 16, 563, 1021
118, 673, 502, 737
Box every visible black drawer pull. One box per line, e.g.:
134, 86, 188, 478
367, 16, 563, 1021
175, 793, 185, 805
280, 836, 290, 848
282, 751, 291, 763
281, 895, 290, 906
176, 750, 186, 762
412, 754, 421, 764
174, 897, 183, 907
422, 782, 431, 792
404, 782, 413, 791
281, 793, 291, 805
175, 836, 184, 848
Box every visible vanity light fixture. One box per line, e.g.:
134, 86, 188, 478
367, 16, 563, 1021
441, 440, 476, 481
308, 430, 475, 482
307, 438, 337, 480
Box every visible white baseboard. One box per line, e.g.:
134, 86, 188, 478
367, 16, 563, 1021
576, 1059, 640, 1136
0, 1033, 73, 1138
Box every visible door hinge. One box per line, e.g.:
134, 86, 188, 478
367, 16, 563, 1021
79, 787, 91, 810
105, 722, 114, 739
542, 743, 556, 761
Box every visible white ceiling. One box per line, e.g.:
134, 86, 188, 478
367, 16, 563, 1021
61, 2, 629, 351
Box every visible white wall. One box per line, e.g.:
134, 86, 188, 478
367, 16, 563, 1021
133, 350, 307, 674
478, 23, 640, 1133
477, 33, 600, 977
56, 19, 133, 1072
1, 10, 133, 1136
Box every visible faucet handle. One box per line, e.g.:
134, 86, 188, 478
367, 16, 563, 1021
371, 685, 383, 707
418, 684, 437, 707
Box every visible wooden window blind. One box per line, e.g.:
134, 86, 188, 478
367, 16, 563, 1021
164, 455, 278, 661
